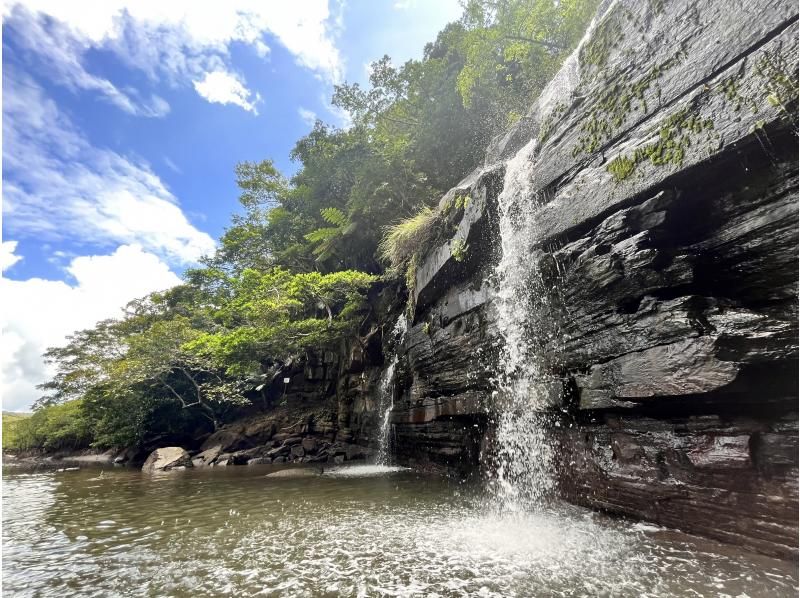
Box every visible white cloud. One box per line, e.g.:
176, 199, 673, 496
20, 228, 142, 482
298, 107, 318, 127
194, 70, 260, 113
1, 241, 23, 272
0, 244, 182, 411
3, 1, 345, 113
3, 72, 216, 266
4, 7, 171, 117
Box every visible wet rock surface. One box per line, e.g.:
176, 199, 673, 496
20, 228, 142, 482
381, 0, 798, 558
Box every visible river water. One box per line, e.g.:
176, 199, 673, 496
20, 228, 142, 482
3, 463, 796, 597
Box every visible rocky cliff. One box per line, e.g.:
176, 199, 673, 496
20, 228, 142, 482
194, 0, 797, 560
385, 0, 799, 558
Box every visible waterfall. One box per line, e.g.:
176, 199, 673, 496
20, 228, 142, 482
376, 315, 408, 466
487, 0, 619, 513
490, 139, 557, 511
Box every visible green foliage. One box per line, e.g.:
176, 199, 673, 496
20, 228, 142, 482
379, 206, 441, 271
6, 401, 91, 452
189, 268, 377, 376
2, 412, 30, 450
458, 0, 599, 131
451, 238, 469, 262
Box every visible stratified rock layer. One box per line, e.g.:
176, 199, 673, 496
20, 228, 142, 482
386, 0, 798, 558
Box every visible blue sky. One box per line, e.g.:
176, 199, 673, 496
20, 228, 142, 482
1, 0, 462, 410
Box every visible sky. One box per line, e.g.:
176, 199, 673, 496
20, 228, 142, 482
1, 0, 463, 411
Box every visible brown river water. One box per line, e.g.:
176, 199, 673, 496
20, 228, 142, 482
2, 463, 797, 597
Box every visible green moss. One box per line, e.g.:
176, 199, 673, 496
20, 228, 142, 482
422, 321, 430, 335
606, 108, 715, 181
581, 16, 621, 70
607, 155, 636, 181
574, 49, 685, 158
754, 50, 799, 125
538, 102, 568, 145
451, 238, 468, 262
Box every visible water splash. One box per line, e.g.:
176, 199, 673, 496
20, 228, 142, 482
376, 315, 408, 466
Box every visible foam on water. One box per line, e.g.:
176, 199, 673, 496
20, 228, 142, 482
3, 466, 795, 597
323, 464, 407, 478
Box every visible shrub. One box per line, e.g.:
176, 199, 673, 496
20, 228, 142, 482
378, 206, 441, 271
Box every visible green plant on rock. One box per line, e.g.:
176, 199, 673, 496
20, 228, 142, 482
379, 206, 441, 271
451, 238, 469, 262
754, 51, 799, 125
606, 108, 714, 182
573, 48, 687, 158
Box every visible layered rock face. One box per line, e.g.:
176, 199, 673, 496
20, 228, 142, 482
386, 0, 799, 558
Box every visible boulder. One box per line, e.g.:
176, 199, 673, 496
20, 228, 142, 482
200, 426, 247, 452
301, 437, 318, 454
141, 447, 192, 472
231, 447, 261, 465
267, 445, 290, 458
248, 457, 272, 465
192, 445, 222, 467
290, 445, 305, 459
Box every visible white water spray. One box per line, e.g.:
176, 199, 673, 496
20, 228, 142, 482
488, 0, 619, 513
490, 139, 557, 511
376, 315, 408, 466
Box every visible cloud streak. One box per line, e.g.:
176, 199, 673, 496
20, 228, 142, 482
3, 72, 215, 266
194, 70, 261, 113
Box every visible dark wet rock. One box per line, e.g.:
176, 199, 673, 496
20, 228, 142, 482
247, 457, 272, 465
378, 0, 798, 559
231, 448, 261, 465
141, 447, 192, 473
301, 438, 317, 454
290, 445, 305, 459
267, 445, 290, 459
113, 447, 138, 464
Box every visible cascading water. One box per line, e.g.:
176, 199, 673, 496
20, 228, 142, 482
376, 315, 408, 466
488, 0, 619, 513
376, 356, 398, 466
490, 139, 558, 511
